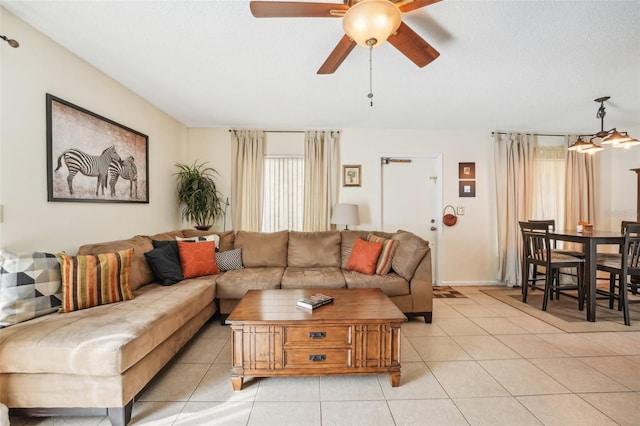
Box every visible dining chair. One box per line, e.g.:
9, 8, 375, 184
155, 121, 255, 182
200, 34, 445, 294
596, 220, 640, 295
594, 223, 640, 326
519, 221, 585, 311
527, 219, 584, 299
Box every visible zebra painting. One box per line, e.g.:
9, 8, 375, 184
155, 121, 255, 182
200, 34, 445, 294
55, 145, 121, 196
109, 156, 138, 198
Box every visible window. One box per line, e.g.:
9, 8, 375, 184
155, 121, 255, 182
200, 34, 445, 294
261, 156, 304, 232
532, 145, 566, 229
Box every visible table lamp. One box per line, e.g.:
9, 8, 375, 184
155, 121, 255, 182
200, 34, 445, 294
330, 203, 360, 230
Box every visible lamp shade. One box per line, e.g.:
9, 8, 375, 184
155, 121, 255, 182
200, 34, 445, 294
330, 203, 360, 229
342, 0, 402, 48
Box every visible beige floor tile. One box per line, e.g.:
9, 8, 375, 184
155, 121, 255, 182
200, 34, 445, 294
388, 399, 468, 426
197, 320, 232, 339
214, 339, 232, 364
402, 319, 448, 337
189, 364, 258, 402
174, 337, 227, 364
249, 401, 321, 426
129, 401, 185, 425
411, 336, 472, 361
321, 400, 395, 426
400, 335, 423, 362
507, 316, 564, 334
530, 358, 630, 392
138, 363, 210, 402
579, 356, 640, 390
174, 401, 252, 426
432, 302, 466, 319
427, 360, 509, 398
579, 392, 640, 426
451, 303, 498, 318
453, 335, 522, 360
319, 375, 384, 401
496, 334, 571, 358
485, 304, 533, 318
254, 376, 320, 401
517, 394, 619, 426
378, 361, 448, 399
626, 354, 640, 365
470, 317, 530, 334
579, 331, 640, 355
623, 331, 640, 341
479, 359, 570, 395
435, 318, 489, 336
537, 333, 617, 356
453, 396, 543, 426
440, 297, 478, 305
15, 416, 105, 425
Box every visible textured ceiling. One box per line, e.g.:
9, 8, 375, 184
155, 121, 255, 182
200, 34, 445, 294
2, 0, 639, 133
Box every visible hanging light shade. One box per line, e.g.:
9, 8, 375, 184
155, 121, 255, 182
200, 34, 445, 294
602, 129, 631, 145
615, 134, 640, 149
342, 0, 402, 48
568, 136, 592, 152
581, 143, 604, 154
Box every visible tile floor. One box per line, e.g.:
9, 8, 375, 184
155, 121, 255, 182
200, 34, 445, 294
9, 286, 640, 425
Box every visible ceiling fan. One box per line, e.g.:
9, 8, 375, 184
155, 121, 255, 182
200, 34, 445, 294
250, 0, 442, 74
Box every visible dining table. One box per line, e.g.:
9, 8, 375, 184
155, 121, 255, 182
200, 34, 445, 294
549, 229, 624, 322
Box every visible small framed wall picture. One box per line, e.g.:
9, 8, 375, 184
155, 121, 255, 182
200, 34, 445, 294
343, 164, 361, 187
458, 162, 476, 180
459, 181, 476, 197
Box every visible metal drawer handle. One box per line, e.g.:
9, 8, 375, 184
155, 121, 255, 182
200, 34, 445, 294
309, 354, 326, 362
309, 332, 326, 339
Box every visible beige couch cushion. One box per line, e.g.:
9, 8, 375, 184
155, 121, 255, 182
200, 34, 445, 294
391, 230, 430, 281
216, 267, 284, 299
281, 267, 346, 289
342, 270, 409, 297
77, 235, 154, 291
0, 276, 215, 376
148, 230, 185, 241
288, 231, 341, 267
234, 230, 288, 267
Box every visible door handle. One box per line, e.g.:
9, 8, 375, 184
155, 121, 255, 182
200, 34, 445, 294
430, 226, 437, 231
309, 354, 326, 362
309, 332, 326, 339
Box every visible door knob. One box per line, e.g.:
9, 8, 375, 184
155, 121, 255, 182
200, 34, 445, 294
430, 226, 437, 231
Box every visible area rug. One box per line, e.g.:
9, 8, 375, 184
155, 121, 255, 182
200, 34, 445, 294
482, 287, 640, 332
433, 286, 466, 298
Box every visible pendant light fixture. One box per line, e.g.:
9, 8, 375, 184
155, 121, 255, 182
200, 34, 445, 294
569, 96, 639, 154
0, 35, 19, 48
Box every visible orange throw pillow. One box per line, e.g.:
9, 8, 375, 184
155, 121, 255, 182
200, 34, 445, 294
346, 238, 383, 275
177, 241, 219, 279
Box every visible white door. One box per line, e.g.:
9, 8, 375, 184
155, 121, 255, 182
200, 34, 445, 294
380, 155, 441, 284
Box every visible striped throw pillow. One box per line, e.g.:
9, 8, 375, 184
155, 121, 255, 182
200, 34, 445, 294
57, 249, 134, 313
367, 233, 399, 275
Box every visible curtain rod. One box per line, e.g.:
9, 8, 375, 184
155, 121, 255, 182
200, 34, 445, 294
492, 131, 566, 138
228, 130, 340, 134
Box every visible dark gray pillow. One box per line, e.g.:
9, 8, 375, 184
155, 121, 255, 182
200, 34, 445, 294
216, 248, 244, 271
145, 242, 183, 285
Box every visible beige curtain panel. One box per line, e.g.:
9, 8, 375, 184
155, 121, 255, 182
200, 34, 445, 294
303, 130, 340, 231
564, 135, 597, 233
231, 129, 265, 232
494, 132, 535, 286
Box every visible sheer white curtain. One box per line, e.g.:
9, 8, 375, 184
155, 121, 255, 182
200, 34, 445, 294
231, 129, 264, 231
532, 145, 566, 227
262, 156, 304, 232
564, 135, 597, 231
494, 132, 535, 286
303, 130, 340, 231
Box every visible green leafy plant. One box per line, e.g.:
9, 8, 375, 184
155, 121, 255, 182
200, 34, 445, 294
174, 161, 224, 230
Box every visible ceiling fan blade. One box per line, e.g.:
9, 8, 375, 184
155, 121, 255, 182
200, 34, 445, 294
398, 0, 442, 13
317, 35, 357, 74
250, 1, 348, 18
388, 21, 439, 68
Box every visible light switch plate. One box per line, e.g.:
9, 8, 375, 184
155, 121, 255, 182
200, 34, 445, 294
457, 206, 465, 215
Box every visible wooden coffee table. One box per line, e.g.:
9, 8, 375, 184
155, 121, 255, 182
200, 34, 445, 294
225, 288, 407, 390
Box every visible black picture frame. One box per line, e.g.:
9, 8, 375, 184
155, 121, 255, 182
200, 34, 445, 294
458, 162, 476, 179
46, 94, 149, 203
459, 181, 476, 197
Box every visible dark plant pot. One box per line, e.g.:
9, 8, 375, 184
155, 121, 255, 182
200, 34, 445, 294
194, 225, 211, 231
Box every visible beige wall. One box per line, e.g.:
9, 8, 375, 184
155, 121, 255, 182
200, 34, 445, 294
0, 8, 187, 253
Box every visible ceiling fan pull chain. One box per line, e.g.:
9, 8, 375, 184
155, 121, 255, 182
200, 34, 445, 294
368, 44, 374, 107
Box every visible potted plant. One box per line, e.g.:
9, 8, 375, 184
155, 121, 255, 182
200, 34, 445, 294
174, 161, 224, 231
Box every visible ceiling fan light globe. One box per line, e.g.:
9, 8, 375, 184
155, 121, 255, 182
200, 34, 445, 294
343, 0, 401, 48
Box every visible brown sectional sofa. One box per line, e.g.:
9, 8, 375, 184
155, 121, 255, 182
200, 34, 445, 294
0, 228, 432, 426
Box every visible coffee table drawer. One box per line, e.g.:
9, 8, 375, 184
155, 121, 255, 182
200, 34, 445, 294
283, 325, 352, 345
283, 348, 352, 368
